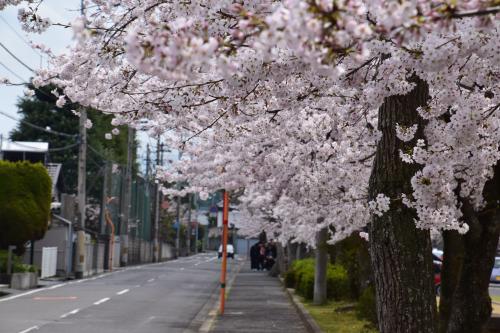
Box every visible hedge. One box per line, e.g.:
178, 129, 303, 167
285, 258, 350, 301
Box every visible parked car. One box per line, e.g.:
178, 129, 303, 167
431, 248, 443, 295
490, 257, 500, 283
218, 244, 234, 259
434, 260, 442, 295
432, 248, 443, 261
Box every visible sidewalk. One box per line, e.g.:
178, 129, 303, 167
210, 265, 308, 333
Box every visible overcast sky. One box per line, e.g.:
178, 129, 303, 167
0, 0, 79, 138
0, 3, 165, 171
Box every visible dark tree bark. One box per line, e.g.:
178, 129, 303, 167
440, 163, 500, 333
368, 78, 437, 333
438, 230, 464, 333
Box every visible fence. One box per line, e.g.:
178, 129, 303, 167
23, 168, 173, 278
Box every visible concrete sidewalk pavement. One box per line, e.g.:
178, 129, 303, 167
210, 266, 308, 333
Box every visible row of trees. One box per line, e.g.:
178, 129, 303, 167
10, 84, 130, 199
1, 1, 499, 332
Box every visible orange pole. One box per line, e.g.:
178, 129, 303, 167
220, 190, 229, 315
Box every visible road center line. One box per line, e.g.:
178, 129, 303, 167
116, 289, 129, 295
147, 278, 155, 282
60, 308, 79, 318
93, 297, 110, 305
18, 326, 39, 333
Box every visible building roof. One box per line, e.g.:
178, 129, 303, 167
1, 141, 49, 153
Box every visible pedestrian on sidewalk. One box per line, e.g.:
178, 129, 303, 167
258, 242, 266, 271
250, 242, 259, 271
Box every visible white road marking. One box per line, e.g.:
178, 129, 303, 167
0, 289, 44, 302
60, 308, 79, 318
18, 326, 39, 333
116, 289, 129, 295
134, 284, 141, 288
180, 267, 185, 271
93, 297, 110, 305
48, 283, 65, 290
147, 278, 155, 282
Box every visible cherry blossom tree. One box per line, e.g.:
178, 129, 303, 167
3, 0, 499, 331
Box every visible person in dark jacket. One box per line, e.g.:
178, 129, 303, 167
250, 242, 260, 271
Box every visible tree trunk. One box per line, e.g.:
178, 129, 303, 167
287, 241, 297, 269
296, 242, 304, 260
444, 210, 500, 333
441, 163, 500, 333
269, 242, 286, 277
313, 227, 328, 305
438, 230, 464, 333
368, 78, 437, 333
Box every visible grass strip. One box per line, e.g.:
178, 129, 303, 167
302, 300, 378, 333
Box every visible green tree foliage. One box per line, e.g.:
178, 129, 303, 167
10, 84, 130, 198
0, 161, 51, 251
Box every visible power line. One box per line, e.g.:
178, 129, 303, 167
0, 41, 34, 72
0, 109, 78, 138
0, 60, 27, 82
0, 16, 43, 59
48, 141, 79, 152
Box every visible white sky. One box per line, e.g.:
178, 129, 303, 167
0, 0, 79, 138
0, 2, 165, 172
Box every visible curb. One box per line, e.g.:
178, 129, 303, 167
279, 277, 323, 333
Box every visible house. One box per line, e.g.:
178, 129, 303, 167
0, 140, 62, 200
0, 140, 48, 164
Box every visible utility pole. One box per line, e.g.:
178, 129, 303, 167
194, 193, 199, 254
187, 193, 192, 256
153, 140, 161, 262
74, 0, 88, 280
175, 149, 182, 257
175, 192, 181, 257
219, 190, 229, 315
75, 108, 87, 279
120, 126, 134, 266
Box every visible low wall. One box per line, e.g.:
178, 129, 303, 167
10, 272, 38, 290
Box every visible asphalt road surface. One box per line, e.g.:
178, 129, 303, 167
0, 252, 240, 333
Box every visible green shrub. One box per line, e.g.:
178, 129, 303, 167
285, 258, 349, 301
0, 249, 37, 273
357, 286, 378, 326
297, 269, 315, 299
284, 269, 296, 288
327, 264, 350, 300
13, 263, 37, 273
0, 161, 51, 250
328, 234, 372, 299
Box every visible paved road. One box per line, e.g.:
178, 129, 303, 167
0, 253, 241, 333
